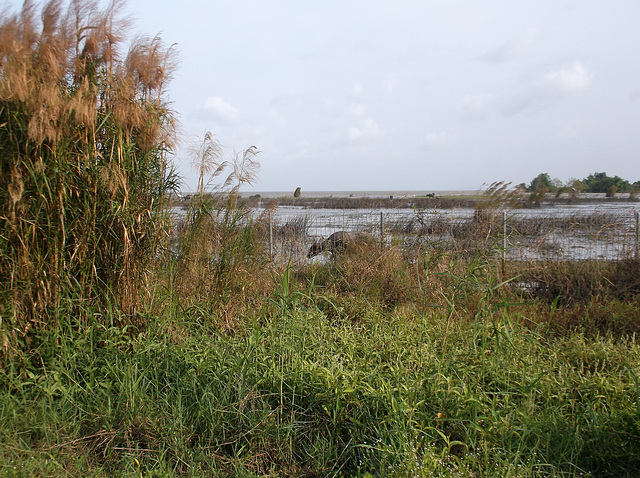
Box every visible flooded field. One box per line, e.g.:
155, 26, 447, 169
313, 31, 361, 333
171, 195, 640, 264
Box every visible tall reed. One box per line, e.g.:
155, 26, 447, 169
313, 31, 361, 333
168, 133, 266, 327
0, 0, 179, 349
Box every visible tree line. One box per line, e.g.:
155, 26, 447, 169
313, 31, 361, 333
520, 172, 640, 198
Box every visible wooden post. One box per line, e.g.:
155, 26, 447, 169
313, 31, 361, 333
634, 211, 640, 260
269, 212, 274, 262
502, 211, 507, 282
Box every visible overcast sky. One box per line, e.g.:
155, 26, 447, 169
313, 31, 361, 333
9, 1, 640, 192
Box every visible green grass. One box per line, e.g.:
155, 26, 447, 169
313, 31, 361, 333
1, 295, 639, 477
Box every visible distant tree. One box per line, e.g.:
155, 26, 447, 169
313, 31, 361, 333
582, 172, 631, 194
526, 173, 558, 206
527, 173, 560, 193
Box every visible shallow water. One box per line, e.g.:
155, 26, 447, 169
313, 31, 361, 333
170, 195, 640, 262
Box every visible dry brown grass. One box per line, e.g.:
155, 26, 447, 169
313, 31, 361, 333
296, 239, 503, 322
162, 135, 269, 329
0, 0, 179, 337
511, 259, 640, 302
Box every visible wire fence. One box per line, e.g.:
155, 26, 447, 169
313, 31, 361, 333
261, 208, 640, 265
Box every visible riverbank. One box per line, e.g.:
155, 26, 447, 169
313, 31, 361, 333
170, 191, 639, 211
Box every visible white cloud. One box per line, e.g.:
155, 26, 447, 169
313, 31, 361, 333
544, 61, 593, 92
480, 29, 537, 64
352, 83, 364, 97
201, 96, 240, 123
348, 102, 366, 116
501, 61, 594, 116
348, 118, 381, 142
424, 132, 452, 148
459, 95, 493, 120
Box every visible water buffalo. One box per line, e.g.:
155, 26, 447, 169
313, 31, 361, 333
308, 231, 354, 258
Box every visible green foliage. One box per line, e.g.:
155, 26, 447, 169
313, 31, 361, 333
582, 172, 632, 195
525, 173, 564, 206
527, 173, 555, 193
1, 291, 639, 476
524, 172, 637, 197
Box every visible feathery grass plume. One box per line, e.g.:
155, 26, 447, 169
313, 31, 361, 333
464, 181, 525, 254
171, 134, 265, 328
475, 181, 525, 220
190, 131, 225, 198
0, 0, 179, 351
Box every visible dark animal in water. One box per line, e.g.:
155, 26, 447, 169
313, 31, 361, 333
308, 231, 354, 258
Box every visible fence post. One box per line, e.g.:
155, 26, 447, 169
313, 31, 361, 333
634, 210, 640, 260
502, 211, 507, 281
269, 212, 274, 262
380, 212, 384, 249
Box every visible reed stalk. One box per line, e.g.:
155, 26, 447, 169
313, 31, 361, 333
0, 0, 178, 347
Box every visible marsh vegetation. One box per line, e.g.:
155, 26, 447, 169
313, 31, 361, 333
1, 2, 639, 477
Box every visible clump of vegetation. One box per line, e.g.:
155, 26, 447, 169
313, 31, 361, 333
521, 171, 640, 200
581, 172, 637, 195
167, 133, 267, 328
474, 180, 525, 218
0, 0, 179, 340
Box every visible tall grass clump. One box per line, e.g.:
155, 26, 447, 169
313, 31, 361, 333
0, 0, 179, 346
166, 133, 268, 327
